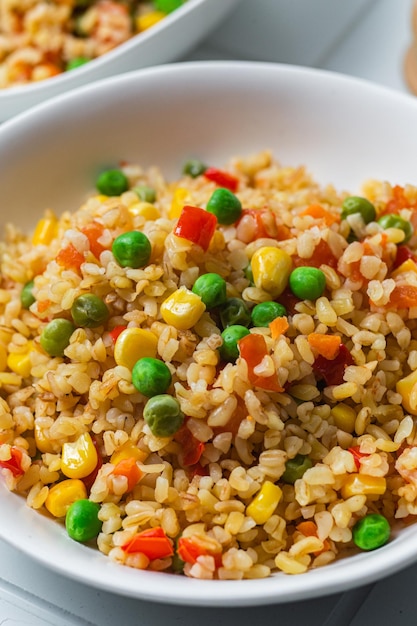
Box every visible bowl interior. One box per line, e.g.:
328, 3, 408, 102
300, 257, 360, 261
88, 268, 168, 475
1, 61, 417, 605
2, 61, 417, 233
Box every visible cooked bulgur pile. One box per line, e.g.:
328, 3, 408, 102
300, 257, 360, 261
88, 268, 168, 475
0, 0, 186, 88
1, 150, 417, 579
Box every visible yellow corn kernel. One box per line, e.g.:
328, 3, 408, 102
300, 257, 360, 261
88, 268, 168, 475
341, 474, 386, 499
94, 194, 108, 202
160, 286, 206, 330
169, 188, 189, 219
246, 480, 282, 525
128, 202, 160, 221
32, 215, 58, 245
0, 344, 8, 372
396, 369, 417, 415
391, 258, 417, 278
45, 479, 87, 518
7, 340, 34, 378
331, 403, 356, 433
136, 10, 165, 31
110, 441, 148, 465
114, 327, 158, 370
61, 432, 98, 479
0, 372, 21, 386
34, 420, 56, 454
251, 246, 292, 298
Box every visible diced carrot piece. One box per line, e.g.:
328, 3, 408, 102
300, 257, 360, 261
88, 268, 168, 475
56, 243, 84, 272
112, 457, 142, 492
389, 284, 417, 309
307, 333, 341, 360
81, 221, 107, 259
37, 300, 51, 313
296, 520, 331, 556
300, 204, 340, 226
269, 316, 289, 340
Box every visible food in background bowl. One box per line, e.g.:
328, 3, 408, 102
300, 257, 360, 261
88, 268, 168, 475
0, 1, 242, 123
0, 0, 186, 88
1, 146, 417, 580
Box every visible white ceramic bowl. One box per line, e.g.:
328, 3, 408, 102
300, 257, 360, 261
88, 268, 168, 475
1, 61, 417, 607
0, 0, 241, 122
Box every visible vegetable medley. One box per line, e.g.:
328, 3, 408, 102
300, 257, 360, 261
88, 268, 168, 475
2, 150, 417, 579
0, 0, 186, 89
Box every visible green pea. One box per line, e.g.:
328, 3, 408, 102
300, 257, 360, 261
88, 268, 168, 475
66, 57, 89, 71
71, 294, 109, 328
251, 301, 287, 327
289, 267, 326, 300
21, 280, 35, 309
220, 298, 251, 329
244, 264, 254, 285
219, 325, 250, 362
171, 551, 185, 573
133, 185, 156, 203
281, 454, 313, 484
154, 0, 183, 13
182, 159, 207, 178
352, 513, 391, 551
143, 394, 184, 437
341, 196, 376, 224
96, 169, 129, 196
377, 213, 413, 243
66, 499, 102, 542
206, 188, 242, 225
112, 231, 151, 268
192, 273, 227, 309
132, 357, 172, 397
40, 318, 75, 357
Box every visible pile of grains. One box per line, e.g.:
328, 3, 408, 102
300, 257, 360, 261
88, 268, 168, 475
0, 0, 186, 88
1, 150, 417, 580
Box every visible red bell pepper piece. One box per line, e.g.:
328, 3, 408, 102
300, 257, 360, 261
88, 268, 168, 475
109, 325, 127, 343
238, 332, 283, 392
174, 205, 217, 251
0, 447, 24, 478
189, 462, 208, 478
122, 526, 174, 559
312, 343, 354, 386
348, 445, 370, 470
393, 245, 415, 269
277, 286, 301, 316
204, 167, 239, 193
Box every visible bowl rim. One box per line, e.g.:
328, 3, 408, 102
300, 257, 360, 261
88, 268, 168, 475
2, 60, 417, 606
2, 57, 417, 126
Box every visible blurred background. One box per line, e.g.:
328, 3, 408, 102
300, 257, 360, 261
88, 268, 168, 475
190, 0, 413, 95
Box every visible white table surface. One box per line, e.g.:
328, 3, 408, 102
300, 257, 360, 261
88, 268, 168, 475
2, 1, 417, 623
